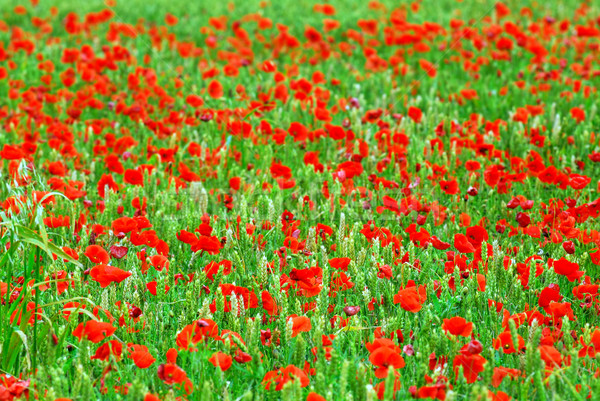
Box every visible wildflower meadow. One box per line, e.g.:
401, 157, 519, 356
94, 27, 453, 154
1, 0, 600, 400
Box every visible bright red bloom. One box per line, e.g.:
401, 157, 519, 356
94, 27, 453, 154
408, 106, 423, 123
73, 320, 116, 343
287, 315, 312, 337
85, 245, 110, 264
157, 363, 192, 392
393, 283, 427, 313
442, 316, 473, 337
176, 319, 220, 350
570, 106, 585, 123
369, 345, 405, 378
91, 340, 122, 361
209, 352, 232, 371
440, 180, 459, 195
262, 365, 309, 391
552, 258, 584, 282
493, 331, 525, 354
453, 353, 486, 383
90, 265, 132, 287
208, 80, 223, 99
129, 344, 156, 368
454, 234, 475, 253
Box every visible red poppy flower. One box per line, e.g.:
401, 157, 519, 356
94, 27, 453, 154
492, 366, 521, 387
176, 319, 220, 350
430, 236, 451, 250
209, 352, 232, 371
552, 258, 584, 282
393, 283, 427, 313
191, 235, 222, 255
0, 144, 25, 160
91, 340, 122, 361
261, 291, 280, 316
287, 315, 312, 337
570, 106, 585, 123
124, 168, 144, 187
369, 346, 405, 378
128, 344, 156, 368
186, 94, 204, 108
73, 320, 116, 343
85, 245, 110, 264
208, 80, 223, 99
110, 245, 128, 259
307, 393, 327, 401
408, 106, 423, 123
90, 265, 132, 287
440, 180, 459, 195
454, 234, 475, 253
442, 316, 473, 337
157, 363, 191, 389
262, 365, 309, 391
493, 331, 525, 354
452, 353, 486, 384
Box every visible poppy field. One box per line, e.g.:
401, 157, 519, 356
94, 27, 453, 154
2, 0, 600, 399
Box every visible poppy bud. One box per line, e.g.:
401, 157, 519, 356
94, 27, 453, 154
416, 214, 427, 225
110, 245, 128, 259
234, 350, 252, 364
157, 364, 165, 380
129, 306, 142, 318
558, 241, 574, 255
200, 112, 213, 122
570, 330, 578, 341
516, 212, 530, 227
507, 197, 520, 209
465, 339, 483, 355
343, 306, 360, 316
467, 186, 478, 196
